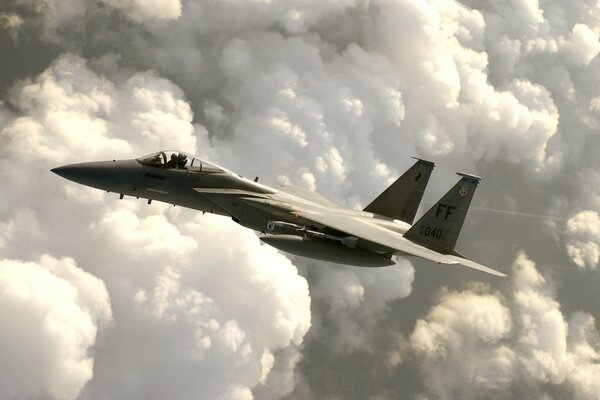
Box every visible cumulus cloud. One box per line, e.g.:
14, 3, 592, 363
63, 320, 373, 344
3, 0, 181, 38
7, 0, 599, 183
0, 12, 24, 42
214, 36, 406, 201
562, 23, 600, 66
567, 312, 600, 400
410, 285, 515, 396
102, 0, 182, 22
12, 0, 561, 203
9, 0, 89, 36
0, 54, 311, 399
310, 258, 414, 353
3, 0, 600, 398
80, 209, 311, 400
2, 53, 197, 164
409, 252, 600, 399
565, 210, 600, 269
0, 255, 111, 400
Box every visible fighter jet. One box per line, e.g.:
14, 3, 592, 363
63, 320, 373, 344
52, 150, 505, 276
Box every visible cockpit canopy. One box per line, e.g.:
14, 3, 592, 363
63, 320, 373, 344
137, 151, 225, 173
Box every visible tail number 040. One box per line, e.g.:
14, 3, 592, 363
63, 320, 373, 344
419, 226, 443, 239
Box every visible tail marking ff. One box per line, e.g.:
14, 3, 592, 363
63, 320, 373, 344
404, 172, 480, 254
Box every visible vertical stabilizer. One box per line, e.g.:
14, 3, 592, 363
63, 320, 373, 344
364, 158, 435, 224
403, 172, 480, 253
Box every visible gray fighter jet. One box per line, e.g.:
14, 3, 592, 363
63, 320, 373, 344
52, 150, 505, 276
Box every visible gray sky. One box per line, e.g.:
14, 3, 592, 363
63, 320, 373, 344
1, 0, 600, 399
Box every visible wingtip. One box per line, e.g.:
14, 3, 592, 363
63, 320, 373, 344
447, 255, 507, 277
456, 171, 482, 182
462, 262, 507, 277
411, 157, 435, 167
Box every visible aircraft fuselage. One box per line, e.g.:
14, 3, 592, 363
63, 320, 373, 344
52, 154, 409, 267
52, 150, 506, 276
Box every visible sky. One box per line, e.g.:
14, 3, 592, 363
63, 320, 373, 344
1, 0, 600, 399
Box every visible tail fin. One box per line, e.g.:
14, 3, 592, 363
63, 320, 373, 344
364, 158, 435, 224
404, 172, 480, 254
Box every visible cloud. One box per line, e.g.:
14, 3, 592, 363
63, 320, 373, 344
562, 23, 600, 66
409, 252, 600, 399
511, 253, 570, 383
0, 54, 311, 399
3, 0, 600, 398
410, 284, 515, 397
567, 312, 600, 400
4, 0, 181, 38
80, 210, 311, 400
10, 0, 89, 36
2, 53, 197, 164
310, 258, 414, 353
0, 12, 24, 42
0, 255, 111, 400
565, 211, 600, 269
9, 0, 579, 190
214, 36, 408, 202
102, 0, 182, 22
6, 0, 599, 183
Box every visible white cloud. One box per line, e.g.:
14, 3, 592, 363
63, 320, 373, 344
2, 53, 197, 164
3, 0, 600, 398
0, 256, 111, 400
562, 23, 600, 66
81, 211, 311, 399
565, 210, 600, 269
102, 0, 182, 22
567, 312, 600, 400
0, 54, 311, 399
511, 253, 571, 383
410, 285, 515, 397
409, 252, 600, 399
311, 259, 414, 353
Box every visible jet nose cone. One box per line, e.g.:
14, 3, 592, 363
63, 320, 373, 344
51, 165, 72, 178
51, 163, 99, 180
51, 161, 117, 190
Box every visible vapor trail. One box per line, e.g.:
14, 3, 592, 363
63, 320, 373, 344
467, 206, 567, 221
422, 202, 566, 221
536, 263, 600, 273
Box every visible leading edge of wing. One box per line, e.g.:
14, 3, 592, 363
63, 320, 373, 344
444, 255, 507, 277
295, 211, 506, 276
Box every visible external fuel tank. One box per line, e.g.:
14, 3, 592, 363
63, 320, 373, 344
259, 235, 395, 267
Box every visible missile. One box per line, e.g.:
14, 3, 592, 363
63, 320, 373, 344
266, 220, 357, 245
266, 220, 307, 235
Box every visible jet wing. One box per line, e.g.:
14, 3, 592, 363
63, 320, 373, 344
441, 255, 507, 277
295, 210, 506, 276
279, 185, 340, 207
